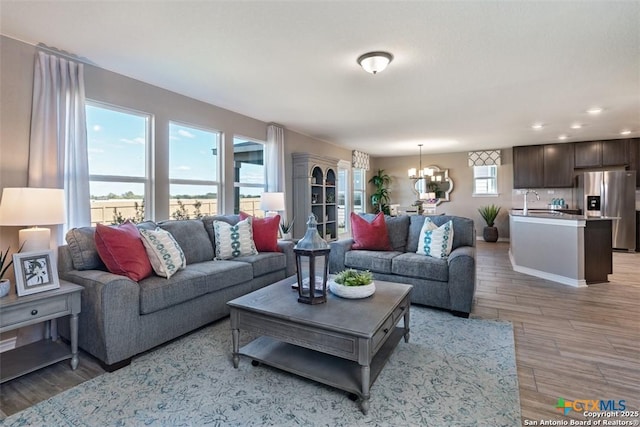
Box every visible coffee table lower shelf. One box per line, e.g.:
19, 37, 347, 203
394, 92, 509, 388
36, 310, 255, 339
238, 327, 405, 404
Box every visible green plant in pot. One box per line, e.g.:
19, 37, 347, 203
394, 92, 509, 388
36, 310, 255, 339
330, 269, 376, 299
0, 246, 20, 298
478, 204, 501, 242
368, 169, 392, 215
280, 217, 294, 239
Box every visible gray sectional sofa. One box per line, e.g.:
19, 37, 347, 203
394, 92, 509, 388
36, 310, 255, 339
58, 215, 295, 370
329, 214, 476, 317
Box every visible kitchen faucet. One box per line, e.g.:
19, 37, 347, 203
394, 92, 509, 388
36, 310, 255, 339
523, 189, 539, 216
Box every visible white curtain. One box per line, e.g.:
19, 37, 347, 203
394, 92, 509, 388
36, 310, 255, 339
29, 50, 90, 242
264, 123, 287, 217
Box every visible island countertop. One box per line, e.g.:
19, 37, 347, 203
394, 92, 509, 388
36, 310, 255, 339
510, 210, 619, 224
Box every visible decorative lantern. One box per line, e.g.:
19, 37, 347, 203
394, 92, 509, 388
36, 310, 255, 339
294, 214, 331, 304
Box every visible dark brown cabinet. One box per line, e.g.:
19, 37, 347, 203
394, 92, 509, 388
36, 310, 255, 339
543, 143, 575, 187
575, 139, 629, 168
574, 141, 601, 168
513, 145, 543, 188
515, 138, 636, 189
630, 138, 640, 187
602, 139, 629, 166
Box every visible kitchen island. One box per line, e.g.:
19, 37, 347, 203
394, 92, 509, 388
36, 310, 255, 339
509, 210, 615, 287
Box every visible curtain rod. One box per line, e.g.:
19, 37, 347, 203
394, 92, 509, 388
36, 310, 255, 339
35, 43, 96, 66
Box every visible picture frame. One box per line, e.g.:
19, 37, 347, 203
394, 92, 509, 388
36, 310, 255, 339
13, 250, 60, 296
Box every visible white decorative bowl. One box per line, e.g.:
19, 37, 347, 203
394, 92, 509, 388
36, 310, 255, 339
329, 280, 375, 299
0, 279, 10, 298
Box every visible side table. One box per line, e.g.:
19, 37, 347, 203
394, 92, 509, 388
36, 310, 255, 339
0, 280, 82, 383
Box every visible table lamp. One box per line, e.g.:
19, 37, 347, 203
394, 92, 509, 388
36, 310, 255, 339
0, 187, 66, 252
260, 192, 285, 218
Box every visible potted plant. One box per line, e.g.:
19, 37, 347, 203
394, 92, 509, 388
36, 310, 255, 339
280, 218, 294, 240
1, 246, 18, 297
368, 169, 392, 215
478, 204, 501, 242
330, 269, 376, 299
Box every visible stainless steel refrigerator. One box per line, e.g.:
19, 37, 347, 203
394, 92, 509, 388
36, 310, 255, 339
576, 170, 636, 251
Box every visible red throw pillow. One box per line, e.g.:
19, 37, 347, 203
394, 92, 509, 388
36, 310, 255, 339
350, 212, 393, 251
239, 212, 281, 252
95, 221, 153, 281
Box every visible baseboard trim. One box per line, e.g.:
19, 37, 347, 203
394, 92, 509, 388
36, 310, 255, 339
476, 236, 510, 242
0, 336, 17, 353
508, 249, 587, 288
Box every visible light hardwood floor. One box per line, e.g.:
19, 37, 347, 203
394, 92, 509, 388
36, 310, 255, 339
1, 241, 638, 422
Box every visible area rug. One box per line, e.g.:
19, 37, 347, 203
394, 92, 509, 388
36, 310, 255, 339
2, 307, 521, 426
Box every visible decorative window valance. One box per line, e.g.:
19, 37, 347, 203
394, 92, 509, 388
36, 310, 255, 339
468, 150, 501, 167
352, 150, 370, 170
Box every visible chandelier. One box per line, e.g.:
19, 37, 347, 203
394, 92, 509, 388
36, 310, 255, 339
407, 144, 433, 179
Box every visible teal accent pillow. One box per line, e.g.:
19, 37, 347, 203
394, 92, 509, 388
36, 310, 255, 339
213, 217, 258, 260
416, 218, 454, 259
139, 228, 186, 279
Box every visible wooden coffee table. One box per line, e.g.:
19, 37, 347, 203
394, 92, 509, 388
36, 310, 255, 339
228, 276, 412, 414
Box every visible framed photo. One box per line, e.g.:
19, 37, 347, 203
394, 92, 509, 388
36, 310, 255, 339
13, 250, 60, 296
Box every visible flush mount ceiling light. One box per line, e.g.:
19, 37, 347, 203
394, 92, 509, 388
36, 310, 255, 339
620, 129, 632, 135
531, 123, 544, 130
571, 123, 583, 129
357, 51, 394, 74
558, 134, 569, 141
587, 107, 603, 115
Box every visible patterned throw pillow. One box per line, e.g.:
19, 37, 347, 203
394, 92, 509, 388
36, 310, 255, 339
213, 217, 258, 260
139, 228, 186, 279
416, 218, 454, 259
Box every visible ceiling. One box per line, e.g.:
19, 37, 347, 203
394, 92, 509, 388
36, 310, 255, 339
1, 1, 638, 157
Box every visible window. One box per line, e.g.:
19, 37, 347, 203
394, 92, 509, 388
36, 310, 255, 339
233, 137, 265, 216
169, 122, 220, 219
473, 165, 498, 195
86, 102, 151, 225
337, 160, 351, 235
353, 168, 366, 215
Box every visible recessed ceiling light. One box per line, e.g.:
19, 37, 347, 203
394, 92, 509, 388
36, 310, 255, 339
571, 123, 583, 129
620, 129, 632, 135
531, 123, 544, 130
558, 134, 569, 141
587, 107, 603, 115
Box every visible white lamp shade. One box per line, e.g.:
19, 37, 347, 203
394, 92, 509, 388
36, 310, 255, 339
0, 187, 65, 226
357, 52, 393, 74
260, 192, 285, 213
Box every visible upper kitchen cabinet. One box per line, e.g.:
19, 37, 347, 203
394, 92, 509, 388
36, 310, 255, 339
575, 139, 629, 168
574, 141, 601, 168
629, 138, 640, 187
602, 139, 629, 166
543, 143, 575, 187
513, 145, 543, 188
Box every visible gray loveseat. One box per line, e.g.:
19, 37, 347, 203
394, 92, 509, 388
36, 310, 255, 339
58, 215, 295, 370
329, 214, 476, 317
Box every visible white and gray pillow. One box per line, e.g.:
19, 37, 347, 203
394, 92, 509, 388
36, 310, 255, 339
416, 218, 454, 259
140, 227, 186, 279
213, 217, 258, 260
